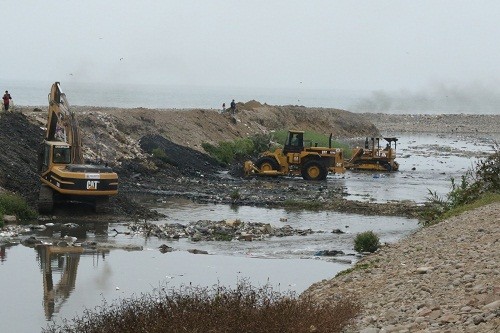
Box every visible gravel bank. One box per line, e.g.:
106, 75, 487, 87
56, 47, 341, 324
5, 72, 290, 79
362, 113, 500, 134
303, 202, 500, 332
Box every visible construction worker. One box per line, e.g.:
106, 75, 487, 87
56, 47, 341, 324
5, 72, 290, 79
3, 90, 12, 111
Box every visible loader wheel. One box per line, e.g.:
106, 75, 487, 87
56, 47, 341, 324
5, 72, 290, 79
255, 157, 279, 172
301, 160, 327, 181
38, 184, 54, 214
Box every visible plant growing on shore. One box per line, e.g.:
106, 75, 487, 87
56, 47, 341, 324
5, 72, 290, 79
43, 281, 360, 333
202, 134, 271, 165
230, 189, 241, 201
0, 193, 37, 223
354, 231, 380, 253
422, 143, 500, 225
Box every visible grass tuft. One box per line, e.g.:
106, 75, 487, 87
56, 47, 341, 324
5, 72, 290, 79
0, 193, 37, 223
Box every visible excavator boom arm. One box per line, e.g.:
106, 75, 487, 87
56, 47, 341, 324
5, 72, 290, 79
46, 82, 83, 164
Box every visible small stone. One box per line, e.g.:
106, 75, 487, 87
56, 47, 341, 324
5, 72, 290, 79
482, 300, 500, 311
359, 328, 379, 333
416, 266, 434, 274
3, 215, 17, 223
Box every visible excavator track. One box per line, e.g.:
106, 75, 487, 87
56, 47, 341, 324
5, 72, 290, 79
38, 184, 54, 214
94, 196, 109, 213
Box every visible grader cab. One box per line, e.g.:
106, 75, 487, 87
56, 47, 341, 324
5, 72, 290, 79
244, 130, 345, 181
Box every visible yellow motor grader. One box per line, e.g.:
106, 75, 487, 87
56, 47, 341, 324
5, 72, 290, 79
37, 82, 118, 213
244, 130, 345, 180
345, 137, 399, 171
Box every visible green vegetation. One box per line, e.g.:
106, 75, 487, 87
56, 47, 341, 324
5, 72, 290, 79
230, 189, 241, 201
43, 281, 360, 333
213, 232, 233, 241
0, 193, 37, 223
151, 147, 174, 165
202, 134, 271, 165
422, 145, 500, 225
335, 262, 372, 278
353, 231, 380, 253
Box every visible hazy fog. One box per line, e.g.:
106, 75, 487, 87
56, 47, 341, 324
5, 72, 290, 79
4, 1, 500, 112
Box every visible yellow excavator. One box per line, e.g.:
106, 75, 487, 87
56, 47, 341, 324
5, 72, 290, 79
244, 130, 345, 180
345, 137, 399, 171
38, 82, 118, 213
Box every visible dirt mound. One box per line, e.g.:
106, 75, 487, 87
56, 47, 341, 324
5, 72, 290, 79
139, 134, 221, 177
240, 100, 263, 110
0, 112, 43, 205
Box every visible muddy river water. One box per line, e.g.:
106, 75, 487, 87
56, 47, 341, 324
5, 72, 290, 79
0, 133, 497, 333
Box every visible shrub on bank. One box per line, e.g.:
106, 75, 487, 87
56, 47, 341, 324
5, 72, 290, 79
354, 231, 380, 253
422, 144, 500, 225
202, 134, 271, 165
43, 281, 360, 333
0, 193, 37, 223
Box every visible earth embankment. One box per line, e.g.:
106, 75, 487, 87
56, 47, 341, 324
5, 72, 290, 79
1, 103, 379, 215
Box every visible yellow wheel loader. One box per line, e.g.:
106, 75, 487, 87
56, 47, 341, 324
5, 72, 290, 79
38, 82, 118, 213
244, 130, 345, 181
345, 137, 399, 172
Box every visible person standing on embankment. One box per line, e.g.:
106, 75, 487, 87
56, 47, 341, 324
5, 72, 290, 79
2, 90, 12, 111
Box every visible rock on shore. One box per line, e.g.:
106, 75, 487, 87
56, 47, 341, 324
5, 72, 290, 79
303, 202, 500, 332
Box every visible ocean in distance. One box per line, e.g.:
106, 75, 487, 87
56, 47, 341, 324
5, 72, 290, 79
3, 79, 498, 114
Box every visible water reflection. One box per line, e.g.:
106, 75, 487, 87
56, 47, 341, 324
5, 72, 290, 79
31, 221, 111, 320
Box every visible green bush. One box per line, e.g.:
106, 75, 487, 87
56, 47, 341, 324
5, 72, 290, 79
202, 134, 272, 165
422, 144, 500, 224
0, 193, 37, 222
151, 148, 176, 165
354, 231, 380, 253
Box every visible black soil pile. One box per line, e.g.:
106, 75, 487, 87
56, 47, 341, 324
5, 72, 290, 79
0, 112, 43, 205
139, 134, 221, 178
0, 112, 223, 218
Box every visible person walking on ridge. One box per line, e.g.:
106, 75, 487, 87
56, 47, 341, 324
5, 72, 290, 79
230, 99, 236, 115
3, 90, 12, 111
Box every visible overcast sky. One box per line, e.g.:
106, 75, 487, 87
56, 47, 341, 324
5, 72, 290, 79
4, 1, 500, 93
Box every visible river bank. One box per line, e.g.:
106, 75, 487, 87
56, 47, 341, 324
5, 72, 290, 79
304, 202, 500, 332
0, 104, 498, 332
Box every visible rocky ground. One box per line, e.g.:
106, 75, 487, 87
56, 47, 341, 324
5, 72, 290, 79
303, 202, 500, 332
364, 113, 500, 135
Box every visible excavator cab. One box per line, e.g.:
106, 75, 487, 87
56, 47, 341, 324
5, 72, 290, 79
39, 142, 71, 173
